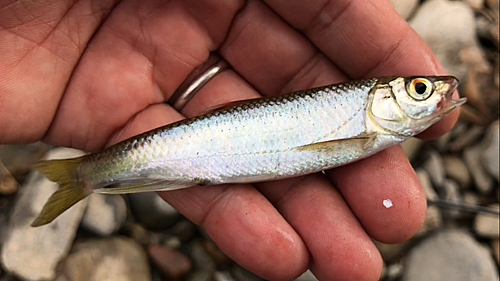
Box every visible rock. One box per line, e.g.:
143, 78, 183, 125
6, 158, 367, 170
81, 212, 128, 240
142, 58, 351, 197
423, 151, 445, 187
474, 204, 500, 238
171, 219, 198, 241
148, 244, 192, 279
416, 168, 438, 201
202, 239, 232, 265
163, 236, 182, 249
374, 240, 409, 262
81, 194, 127, 236
215, 271, 235, 281
56, 237, 150, 281
465, 0, 484, 9
463, 191, 481, 206
480, 121, 499, 181
230, 265, 263, 281
442, 179, 463, 218
190, 239, 217, 273
442, 156, 471, 189
449, 125, 484, 152
125, 222, 152, 246
128, 192, 180, 230
0, 143, 49, 181
389, 0, 419, 20
492, 239, 499, 265
294, 270, 318, 281
400, 137, 422, 162
403, 229, 499, 281
386, 263, 404, 280
1, 148, 87, 281
0, 163, 17, 195
410, 0, 477, 79
464, 145, 494, 193
186, 270, 213, 281
415, 205, 443, 237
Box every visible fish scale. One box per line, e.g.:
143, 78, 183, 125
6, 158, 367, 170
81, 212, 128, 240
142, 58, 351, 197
32, 76, 465, 226
80, 79, 376, 188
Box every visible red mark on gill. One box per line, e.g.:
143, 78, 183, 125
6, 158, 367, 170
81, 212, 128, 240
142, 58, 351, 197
437, 100, 445, 109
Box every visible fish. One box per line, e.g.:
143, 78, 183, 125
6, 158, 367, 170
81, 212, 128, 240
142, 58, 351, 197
32, 76, 466, 226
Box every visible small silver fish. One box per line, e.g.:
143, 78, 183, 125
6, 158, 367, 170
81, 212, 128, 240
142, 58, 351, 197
33, 76, 465, 226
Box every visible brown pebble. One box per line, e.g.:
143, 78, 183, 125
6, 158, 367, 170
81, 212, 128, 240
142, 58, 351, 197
0, 163, 18, 195
442, 156, 471, 188
148, 244, 192, 279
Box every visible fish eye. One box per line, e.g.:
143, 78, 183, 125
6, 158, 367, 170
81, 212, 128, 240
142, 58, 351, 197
407, 78, 433, 100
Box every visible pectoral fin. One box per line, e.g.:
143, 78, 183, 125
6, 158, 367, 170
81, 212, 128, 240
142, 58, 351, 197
295, 134, 376, 152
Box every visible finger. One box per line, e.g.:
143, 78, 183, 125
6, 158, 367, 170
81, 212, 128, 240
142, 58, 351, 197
43, 0, 242, 151
256, 175, 384, 281
109, 77, 309, 280
0, 0, 119, 143
219, 2, 390, 280
219, 0, 426, 244
261, 0, 458, 138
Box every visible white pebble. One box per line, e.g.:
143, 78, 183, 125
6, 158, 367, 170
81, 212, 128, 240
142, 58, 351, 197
383, 199, 393, 208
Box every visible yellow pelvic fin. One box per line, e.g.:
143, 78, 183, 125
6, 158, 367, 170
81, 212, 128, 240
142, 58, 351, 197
32, 156, 90, 227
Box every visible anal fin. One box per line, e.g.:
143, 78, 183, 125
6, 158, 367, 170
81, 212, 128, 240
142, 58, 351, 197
94, 178, 198, 194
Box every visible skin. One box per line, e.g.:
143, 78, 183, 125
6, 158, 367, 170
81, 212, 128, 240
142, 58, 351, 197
0, 0, 459, 280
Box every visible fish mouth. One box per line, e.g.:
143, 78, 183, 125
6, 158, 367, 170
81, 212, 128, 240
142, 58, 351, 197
436, 76, 467, 112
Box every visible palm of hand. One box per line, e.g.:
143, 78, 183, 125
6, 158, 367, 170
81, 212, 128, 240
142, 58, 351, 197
0, 1, 458, 280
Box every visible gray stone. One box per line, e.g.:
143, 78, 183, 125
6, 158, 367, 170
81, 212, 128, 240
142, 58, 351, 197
186, 270, 213, 281
190, 239, 217, 273
415, 205, 443, 237
1, 148, 87, 281
442, 156, 471, 189
400, 137, 422, 162
0, 143, 49, 181
294, 270, 318, 281
442, 179, 463, 218
389, 0, 419, 20
480, 121, 499, 181
81, 194, 127, 236
56, 237, 151, 281
410, 0, 477, 79
171, 219, 197, 241
449, 125, 484, 152
474, 204, 500, 238
464, 145, 494, 193
416, 168, 438, 201
423, 151, 446, 187
128, 192, 180, 230
215, 271, 235, 281
463, 191, 481, 206
403, 229, 499, 281
387, 263, 403, 280
374, 240, 409, 262
230, 265, 263, 281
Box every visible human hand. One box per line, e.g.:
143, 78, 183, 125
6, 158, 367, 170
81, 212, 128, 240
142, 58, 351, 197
0, 0, 459, 280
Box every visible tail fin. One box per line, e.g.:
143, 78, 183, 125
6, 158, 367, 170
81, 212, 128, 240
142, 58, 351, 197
31, 156, 90, 227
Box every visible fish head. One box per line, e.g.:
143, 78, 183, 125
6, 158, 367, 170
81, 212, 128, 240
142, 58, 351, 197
369, 76, 466, 136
